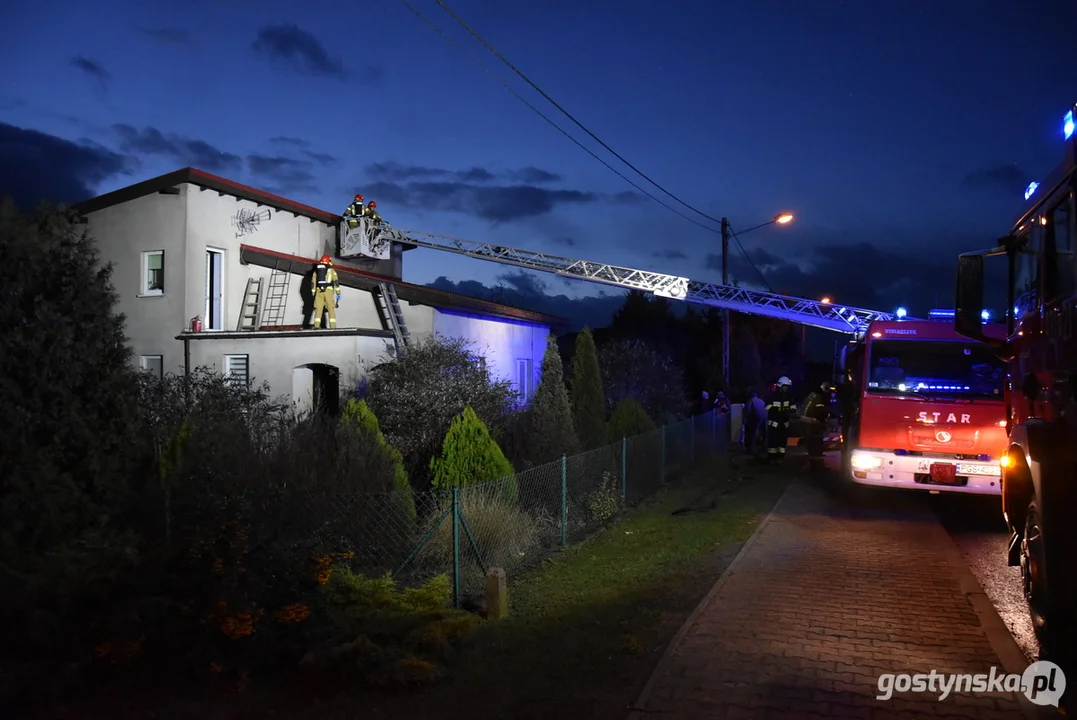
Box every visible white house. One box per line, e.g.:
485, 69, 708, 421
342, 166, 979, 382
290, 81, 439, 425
75, 168, 564, 416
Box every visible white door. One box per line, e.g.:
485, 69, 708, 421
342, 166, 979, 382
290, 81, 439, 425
205, 249, 224, 330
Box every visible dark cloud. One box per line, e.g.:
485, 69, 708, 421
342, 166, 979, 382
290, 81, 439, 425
136, 26, 191, 44
654, 249, 687, 260
705, 233, 1006, 319
112, 124, 242, 173
269, 136, 309, 148
246, 155, 318, 193
514, 166, 562, 184
427, 271, 627, 331
0, 123, 131, 209
363, 161, 632, 222
552, 236, 577, 247
611, 190, 646, 205
70, 56, 110, 94
252, 24, 381, 83
365, 162, 495, 184
366, 180, 598, 223
962, 163, 1024, 193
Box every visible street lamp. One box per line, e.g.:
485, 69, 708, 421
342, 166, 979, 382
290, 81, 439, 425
720, 212, 795, 389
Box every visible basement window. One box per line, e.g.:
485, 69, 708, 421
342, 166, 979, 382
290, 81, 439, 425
224, 354, 250, 389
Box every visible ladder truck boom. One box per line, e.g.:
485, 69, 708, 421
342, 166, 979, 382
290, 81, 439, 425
389, 228, 897, 335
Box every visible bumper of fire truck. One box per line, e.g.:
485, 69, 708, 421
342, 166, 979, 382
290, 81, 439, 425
847, 449, 1002, 495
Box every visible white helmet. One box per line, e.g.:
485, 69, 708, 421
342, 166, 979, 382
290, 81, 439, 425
777, 376, 792, 387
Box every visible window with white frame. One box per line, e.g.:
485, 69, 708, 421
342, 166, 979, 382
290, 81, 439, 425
515, 358, 533, 403
139, 354, 163, 380
224, 354, 250, 389
141, 250, 164, 296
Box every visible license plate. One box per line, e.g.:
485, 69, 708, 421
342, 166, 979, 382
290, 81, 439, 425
956, 463, 997, 476
929, 463, 957, 483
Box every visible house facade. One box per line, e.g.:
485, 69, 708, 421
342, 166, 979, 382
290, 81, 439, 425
76, 168, 562, 415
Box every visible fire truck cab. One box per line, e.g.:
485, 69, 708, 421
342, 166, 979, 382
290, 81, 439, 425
838, 318, 1008, 494
953, 102, 1077, 671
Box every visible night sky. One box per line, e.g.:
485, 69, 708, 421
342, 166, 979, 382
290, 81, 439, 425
2, 0, 1074, 343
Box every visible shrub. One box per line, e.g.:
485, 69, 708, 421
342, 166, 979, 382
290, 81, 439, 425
608, 397, 658, 443
415, 484, 556, 579
364, 335, 517, 490
529, 335, 579, 464
430, 407, 516, 501
338, 399, 417, 529
585, 471, 622, 525
301, 568, 479, 688
598, 337, 688, 420
570, 327, 607, 450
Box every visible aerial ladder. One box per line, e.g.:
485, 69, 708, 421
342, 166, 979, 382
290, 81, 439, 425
339, 225, 900, 336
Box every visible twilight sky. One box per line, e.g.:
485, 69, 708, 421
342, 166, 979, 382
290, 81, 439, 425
1, 0, 1074, 335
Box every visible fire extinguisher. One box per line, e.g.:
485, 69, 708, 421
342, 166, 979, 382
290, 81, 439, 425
191, 316, 203, 333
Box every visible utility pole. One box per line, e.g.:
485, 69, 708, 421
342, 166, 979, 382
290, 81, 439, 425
721, 217, 730, 390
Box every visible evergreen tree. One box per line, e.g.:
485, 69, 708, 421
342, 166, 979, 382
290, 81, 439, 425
571, 326, 607, 450
608, 397, 658, 443
529, 335, 579, 463
339, 399, 416, 526
430, 407, 517, 501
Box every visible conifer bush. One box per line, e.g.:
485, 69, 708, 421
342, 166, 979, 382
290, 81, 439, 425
529, 334, 579, 464
608, 397, 658, 443
338, 399, 416, 528
430, 406, 516, 500
571, 327, 608, 450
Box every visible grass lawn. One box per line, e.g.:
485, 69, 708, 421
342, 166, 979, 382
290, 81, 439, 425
261, 453, 792, 720
60, 453, 793, 720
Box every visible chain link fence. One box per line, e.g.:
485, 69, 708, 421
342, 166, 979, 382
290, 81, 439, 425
294, 410, 731, 603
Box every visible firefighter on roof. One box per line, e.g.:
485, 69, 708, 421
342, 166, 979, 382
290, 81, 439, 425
344, 194, 364, 229
765, 376, 795, 462
311, 254, 341, 329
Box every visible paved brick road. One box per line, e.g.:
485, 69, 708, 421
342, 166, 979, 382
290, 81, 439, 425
629, 478, 1053, 719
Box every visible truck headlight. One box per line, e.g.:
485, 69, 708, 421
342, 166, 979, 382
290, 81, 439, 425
851, 452, 882, 470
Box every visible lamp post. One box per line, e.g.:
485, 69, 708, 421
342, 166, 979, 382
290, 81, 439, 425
720, 212, 794, 389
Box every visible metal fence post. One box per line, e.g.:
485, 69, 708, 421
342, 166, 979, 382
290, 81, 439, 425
621, 436, 627, 500
452, 486, 460, 609
560, 454, 568, 547
661, 424, 667, 483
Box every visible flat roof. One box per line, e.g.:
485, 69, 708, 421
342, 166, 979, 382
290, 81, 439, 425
175, 327, 396, 340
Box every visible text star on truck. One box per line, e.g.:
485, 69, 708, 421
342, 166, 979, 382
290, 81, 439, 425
837, 318, 1008, 494
953, 101, 1077, 670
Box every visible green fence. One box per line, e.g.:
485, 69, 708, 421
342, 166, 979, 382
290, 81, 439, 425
296, 410, 731, 606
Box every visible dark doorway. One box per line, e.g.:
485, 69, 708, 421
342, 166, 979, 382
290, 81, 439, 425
294, 363, 340, 417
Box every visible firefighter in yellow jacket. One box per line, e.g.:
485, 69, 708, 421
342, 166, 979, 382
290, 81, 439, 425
765, 376, 795, 462
311, 254, 341, 329
344, 194, 364, 229
362, 200, 382, 226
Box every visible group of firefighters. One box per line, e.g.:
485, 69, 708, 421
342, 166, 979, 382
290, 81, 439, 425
308, 193, 388, 329
731, 376, 840, 469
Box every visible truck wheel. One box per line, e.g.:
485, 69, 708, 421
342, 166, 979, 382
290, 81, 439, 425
1021, 499, 1050, 634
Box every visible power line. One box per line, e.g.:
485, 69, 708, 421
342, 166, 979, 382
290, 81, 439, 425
727, 222, 774, 292
433, 0, 725, 227
393, 0, 721, 234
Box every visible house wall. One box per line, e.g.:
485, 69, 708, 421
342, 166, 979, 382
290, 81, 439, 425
433, 309, 549, 403
84, 181, 550, 411
84, 188, 188, 372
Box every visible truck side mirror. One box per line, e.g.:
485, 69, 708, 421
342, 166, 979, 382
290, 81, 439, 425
955, 253, 987, 341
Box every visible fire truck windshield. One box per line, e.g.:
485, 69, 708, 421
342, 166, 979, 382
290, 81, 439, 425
866, 340, 1005, 399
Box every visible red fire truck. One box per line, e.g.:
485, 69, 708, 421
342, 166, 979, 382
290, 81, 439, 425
954, 102, 1077, 668
838, 318, 1008, 494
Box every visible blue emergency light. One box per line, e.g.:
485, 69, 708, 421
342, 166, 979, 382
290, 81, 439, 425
928, 309, 955, 319
1025, 182, 1039, 200
981, 309, 991, 321
895, 307, 907, 319
1065, 108, 1075, 141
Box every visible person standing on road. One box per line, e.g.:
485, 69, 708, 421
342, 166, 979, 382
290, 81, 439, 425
765, 376, 794, 463
801, 381, 831, 471
743, 386, 766, 456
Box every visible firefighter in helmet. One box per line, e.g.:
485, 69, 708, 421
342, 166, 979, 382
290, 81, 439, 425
344, 194, 364, 229
362, 200, 382, 226
311, 254, 341, 329
801, 381, 832, 471
764, 376, 795, 463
